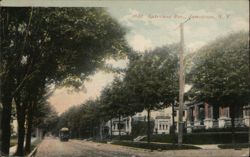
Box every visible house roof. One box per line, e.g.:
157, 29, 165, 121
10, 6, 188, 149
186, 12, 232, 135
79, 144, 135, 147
155, 116, 171, 119
185, 101, 204, 107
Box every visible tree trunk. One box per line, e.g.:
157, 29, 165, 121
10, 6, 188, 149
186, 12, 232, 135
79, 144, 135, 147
230, 104, 235, 145
110, 119, 113, 140
171, 101, 176, 144
99, 120, 103, 141
118, 115, 121, 141
1, 97, 12, 156
78, 128, 81, 139
0, 105, 2, 152
14, 99, 26, 156
147, 109, 151, 143
25, 102, 34, 153
91, 120, 94, 138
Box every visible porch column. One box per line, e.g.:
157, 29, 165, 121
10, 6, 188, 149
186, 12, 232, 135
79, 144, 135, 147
219, 106, 224, 117
115, 123, 117, 130
210, 105, 213, 119
194, 105, 200, 126
186, 107, 193, 133
186, 108, 190, 121
205, 103, 209, 119
219, 106, 231, 128
195, 105, 199, 121
158, 120, 160, 131
226, 107, 230, 118
204, 103, 214, 129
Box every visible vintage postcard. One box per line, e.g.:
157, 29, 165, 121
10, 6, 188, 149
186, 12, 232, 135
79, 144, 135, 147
0, 0, 249, 157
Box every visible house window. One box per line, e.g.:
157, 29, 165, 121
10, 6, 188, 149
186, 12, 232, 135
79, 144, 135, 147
245, 109, 250, 116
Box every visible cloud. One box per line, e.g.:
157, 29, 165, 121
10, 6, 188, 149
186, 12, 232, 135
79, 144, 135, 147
120, 8, 152, 27
48, 71, 114, 114
128, 34, 154, 52
186, 41, 206, 52
174, 7, 233, 19
230, 17, 249, 31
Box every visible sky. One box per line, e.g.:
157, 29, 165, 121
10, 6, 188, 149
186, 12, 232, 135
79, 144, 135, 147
3, 0, 248, 114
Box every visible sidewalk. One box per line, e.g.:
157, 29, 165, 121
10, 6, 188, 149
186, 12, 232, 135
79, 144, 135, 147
10, 137, 37, 155
193, 144, 219, 150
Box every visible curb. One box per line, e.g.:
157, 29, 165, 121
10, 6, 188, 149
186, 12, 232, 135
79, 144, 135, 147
27, 145, 39, 157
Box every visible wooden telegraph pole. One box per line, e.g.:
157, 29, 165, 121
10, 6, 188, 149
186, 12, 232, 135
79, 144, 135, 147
0, 105, 2, 153
178, 23, 185, 146
177, 17, 191, 146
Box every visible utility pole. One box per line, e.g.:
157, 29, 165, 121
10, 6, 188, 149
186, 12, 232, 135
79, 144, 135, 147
178, 23, 185, 146
171, 100, 176, 144
177, 17, 191, 146
248, 36, 250, 157
0, 102, 1, 152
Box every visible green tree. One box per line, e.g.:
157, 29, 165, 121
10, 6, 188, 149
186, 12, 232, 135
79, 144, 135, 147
124, 45, 179, 143
188, 32, 250, 144
0, 7, 128, 155
33, 102, 59, 136
100, 78, 139, 140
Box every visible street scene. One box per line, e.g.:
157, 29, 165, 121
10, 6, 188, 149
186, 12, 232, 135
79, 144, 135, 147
34, 137, 248, 157
0, 0, 250, 157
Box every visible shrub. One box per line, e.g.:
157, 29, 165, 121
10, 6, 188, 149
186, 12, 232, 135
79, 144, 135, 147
112, 141, 200, 150
141, 132, 248, 144
142, 134, 177, 143
218, 143, 250, 149
112, 135, 133, 141
131, 121, 154, 137
192, 127, 248, 133
184, 132, 248, 144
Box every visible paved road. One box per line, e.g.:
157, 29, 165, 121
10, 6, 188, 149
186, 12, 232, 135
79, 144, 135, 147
35, 137, 249, 157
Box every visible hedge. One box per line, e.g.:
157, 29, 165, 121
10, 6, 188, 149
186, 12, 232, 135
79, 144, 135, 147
218, 143, 250, 149
192, 127, 249, 133
142, 132, 248, 144
112, 141, 201, 150
112, 135, 134, 141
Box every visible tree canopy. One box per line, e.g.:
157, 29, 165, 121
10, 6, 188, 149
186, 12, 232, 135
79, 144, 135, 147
124, 45, 180, 110
0, 7, 129, 155
187, 32, 250, 106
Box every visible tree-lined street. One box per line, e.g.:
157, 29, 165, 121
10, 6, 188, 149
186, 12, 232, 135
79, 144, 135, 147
1, 1, 249, 157
35, 137, 248, 157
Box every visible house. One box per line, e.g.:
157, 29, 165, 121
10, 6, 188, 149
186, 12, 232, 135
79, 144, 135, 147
104, 101, 249, 136
186, 102, 250, 132
106, 117, 132, 136
154, 115, 171, 134
105, 107, 181, 136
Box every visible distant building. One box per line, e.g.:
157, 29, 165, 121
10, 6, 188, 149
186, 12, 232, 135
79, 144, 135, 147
106, 117, 132, 136
154, 115, 171, 134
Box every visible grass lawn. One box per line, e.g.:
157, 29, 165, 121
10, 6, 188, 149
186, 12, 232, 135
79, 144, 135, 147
10, 137, 17, 147
218, 143, 250, 149
30, 138, 41, 150
24, 138, 42, 156
111, 141, 201, 150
